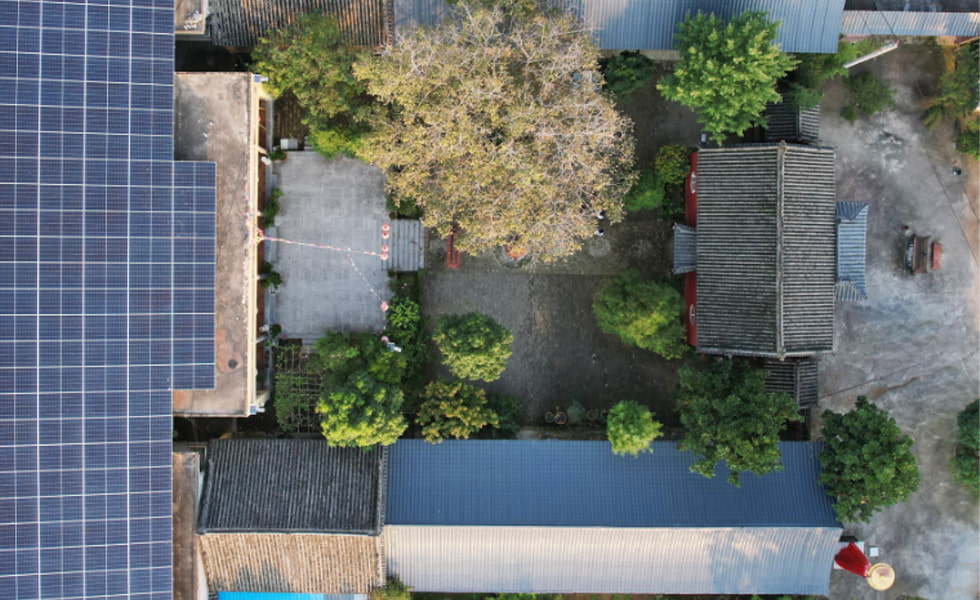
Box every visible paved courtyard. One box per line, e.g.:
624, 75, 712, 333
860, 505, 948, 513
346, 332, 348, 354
271, 153, 392, 341
815, 42, 979, 600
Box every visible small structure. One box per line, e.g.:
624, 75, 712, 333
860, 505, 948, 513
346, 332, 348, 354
764, 98, 820, 144
384, 440, 842, 596
764, 357, 819, 410
835, 201, 869, 300
197, 439, 387, 594
687, 143, 838, 358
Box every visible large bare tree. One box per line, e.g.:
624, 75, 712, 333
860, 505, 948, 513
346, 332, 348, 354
354, 4, 636, 261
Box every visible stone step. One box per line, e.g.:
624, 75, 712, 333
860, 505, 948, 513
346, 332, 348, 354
385, 219, 425, 272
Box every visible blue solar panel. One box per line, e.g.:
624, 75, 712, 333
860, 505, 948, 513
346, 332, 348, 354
1, 0, 217, 597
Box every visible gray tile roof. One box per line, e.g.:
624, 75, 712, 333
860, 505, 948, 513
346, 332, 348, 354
383, 439, 841, 595
208, 0, 390, 48
198, 439, 386, 533
764, 99, 820, 144
765, 357, 819, 408
392, 0, 845, 53
836, 202, 868, 301
695, 144, 837, 358
673, 223, 697, 274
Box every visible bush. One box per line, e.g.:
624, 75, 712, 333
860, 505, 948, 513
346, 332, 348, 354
606, 400, 662, 456
592, 271, 686, 359
262, 188, 282, 228
484, 392, 523, 439
784, 82, 825, 112
951, 400, 979, 495
599, 51, 654, 100
622, 170, 666, 212
433, 313, 513, 382
842, 73, 895, 121
956, 116, 980, 160
370, 578, 411, 600
259, 262, 282, 289
310, 125, 369, 160
418, 380, 499, 443
654, 144, 690, 187
790, 39, 878, 110
384, 296, 429, 383
819, 396, 921, 523
924, 41, 979, 128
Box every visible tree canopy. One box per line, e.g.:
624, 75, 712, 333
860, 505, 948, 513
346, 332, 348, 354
433, 313, 513, 382
819, 396, 921, 523
316, 372, 407, 447
657, 11, 797, 143
606, 400, 663, 456
592, 271, 687, 359
418, 380, 499, 443
951, 400, 979, 495
251, 13, 368, 132
675, 359, 801, 486
354, 3, 636, 260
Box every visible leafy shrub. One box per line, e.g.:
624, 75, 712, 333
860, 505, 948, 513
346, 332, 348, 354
370, 578, 411, 600
418, 380, 499, 443
484, 392, 523, 439
310, 330, 407, 385
316, 372, 406, 447
565, 401, 586, 426
951, 400, 979, 495
842, 73, 895, 122
622, 169, 666, 212
310, 125, 368, 160
259, 262, 282, 289
819, 396, 921, 522
924, 41, 979, 128
384, 295, 430, 386
654, 144, 690, 187
600, 51, 654, 100
272, 344, 322, 433
956, 116, 980, 160
606, 400, 662, 456
433, 313, 513, 382
592, 271, 687, 359
790, 39, 878, 110
262, 188, 282, 228
784, 82, 825, 112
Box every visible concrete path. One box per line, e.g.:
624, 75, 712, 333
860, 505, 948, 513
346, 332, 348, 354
816, 42, 979, 600
271, 153, 392, 340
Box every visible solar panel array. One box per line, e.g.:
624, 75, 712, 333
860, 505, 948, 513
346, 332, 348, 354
0, 0, 217, 598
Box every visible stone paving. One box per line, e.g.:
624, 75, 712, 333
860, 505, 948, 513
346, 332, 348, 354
816, 42, 979, 600
270, 152, 392, 341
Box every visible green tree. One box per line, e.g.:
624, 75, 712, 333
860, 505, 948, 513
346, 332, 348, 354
316, 372, 407, 447
418, 380, 499, 443
657, 11, 797, 143
924, 41, 979, 128
654, 144, 690, 187
951, 400, 979, 495
841, 73, 895, 122
433, 313, 513, 382
819, 396, 921, 523
354, 3, 636, 260
622, 169, 667, 212
606, 400, 663, 456
592, 271, 686, 359
600, 51, 655, 100
789, 39, 878, 110
675, 359, 802, 486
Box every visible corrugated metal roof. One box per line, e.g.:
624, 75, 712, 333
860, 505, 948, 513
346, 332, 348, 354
695, 144, 837, 358
392, 0, 845, 52
386, 440, 839, 527
208, 0, 390, 48
673, 223, 697, 274
384, 525, 842, 595
841, 10, 980, 37
198, 439, 386, 533
836, 201, 868, 301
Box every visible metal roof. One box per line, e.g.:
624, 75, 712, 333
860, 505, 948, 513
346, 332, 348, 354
393, 0, 845, 53
765, 357, 819, 408
198, 439, 386, 533
841, 10, 980, 37
764, 100, 820, 144
384, 524, 842, 595
835, 202, 869, 301
695, 144, 837, 358
386, 440, 839, 527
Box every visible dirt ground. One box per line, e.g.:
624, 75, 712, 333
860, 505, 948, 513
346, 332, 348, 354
419, 64, 705, 430
812, 40, 979, 600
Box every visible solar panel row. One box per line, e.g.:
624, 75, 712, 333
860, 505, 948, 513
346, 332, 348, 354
1, 0, 217, 597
